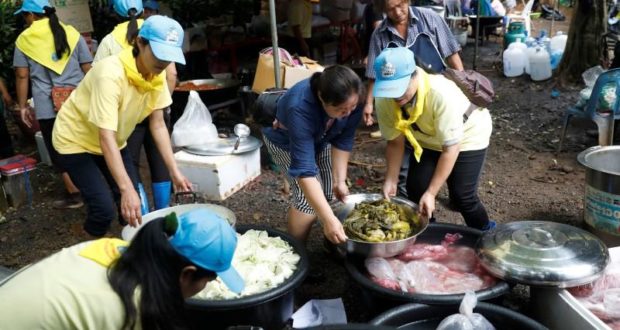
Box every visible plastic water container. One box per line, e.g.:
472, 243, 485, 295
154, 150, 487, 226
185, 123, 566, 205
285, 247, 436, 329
550, 31, 568, 53
525, 45, 538, 75
550, 50, 563, 70
529, 47, 552, 81
512, 39, 528, 73
503, 43, 526, 77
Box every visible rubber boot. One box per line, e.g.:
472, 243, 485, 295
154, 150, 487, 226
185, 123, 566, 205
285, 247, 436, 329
138, 183, 150, 215
152, 181, 172, 210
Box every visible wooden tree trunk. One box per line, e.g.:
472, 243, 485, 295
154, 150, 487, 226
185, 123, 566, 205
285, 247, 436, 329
557, 0, 607, 85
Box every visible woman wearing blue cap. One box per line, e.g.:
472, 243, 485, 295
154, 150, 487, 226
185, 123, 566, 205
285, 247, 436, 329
94, 0, 178, 215
262, 65, 364, 245
372, 46, 495, 231
52, 16, 192, 238
0, 209, 244, 329
13, 0, 92, 209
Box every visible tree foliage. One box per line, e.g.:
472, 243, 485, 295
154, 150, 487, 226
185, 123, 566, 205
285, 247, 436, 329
0, 0, 19, 91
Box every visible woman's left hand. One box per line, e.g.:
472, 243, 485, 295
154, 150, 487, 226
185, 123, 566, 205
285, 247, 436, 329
171, 171, 192, 192
418, 191, 436, 221
333, 181, 349, 202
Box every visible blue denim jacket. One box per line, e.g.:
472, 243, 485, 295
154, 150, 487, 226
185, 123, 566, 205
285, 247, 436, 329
263, 79, 363, 178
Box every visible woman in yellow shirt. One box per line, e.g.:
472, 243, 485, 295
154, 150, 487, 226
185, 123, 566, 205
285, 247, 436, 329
53, 15, 191, 237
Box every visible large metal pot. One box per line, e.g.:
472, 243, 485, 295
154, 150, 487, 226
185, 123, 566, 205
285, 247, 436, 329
370, 302, 548, 330
171, 78, 241, 126
344, 223, 510, 317
121, 203, 236, 241
185, 224, 309, 330
578, 145, 620, 247
332, 193, 429, 258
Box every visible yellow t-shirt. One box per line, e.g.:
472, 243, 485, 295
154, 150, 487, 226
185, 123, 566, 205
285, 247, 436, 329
0, 240, 134, 329
286, 0, 312, 38
376, 74, 492, 152
52, 52, 171, 155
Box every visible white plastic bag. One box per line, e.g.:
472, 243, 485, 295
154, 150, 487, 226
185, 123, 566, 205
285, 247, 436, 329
171, 91, 218, 147
436, 291, 495, 330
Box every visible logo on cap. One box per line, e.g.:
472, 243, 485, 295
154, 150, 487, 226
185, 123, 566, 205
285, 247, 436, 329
165, 28, 179, 44
381, 62, 396, 79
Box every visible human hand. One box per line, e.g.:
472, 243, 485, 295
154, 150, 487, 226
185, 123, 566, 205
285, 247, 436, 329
333, 181, 349, 202
171, 170, 192, 192
418, 191, 436, 222
323, 216, 347, 244
19, 106, 34, 128
2, 93, 13, 108
396, 82, 416, 107
121, 188, 142, 227
383, 179, 398, 201
363, 103, 374, 126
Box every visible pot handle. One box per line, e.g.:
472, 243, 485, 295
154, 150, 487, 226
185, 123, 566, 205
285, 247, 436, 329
174, 191, 198, 205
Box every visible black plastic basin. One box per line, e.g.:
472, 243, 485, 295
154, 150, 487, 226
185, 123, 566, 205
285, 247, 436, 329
185, 224, 309, 329
370, 302, 548, 330
343, 223, 511, 316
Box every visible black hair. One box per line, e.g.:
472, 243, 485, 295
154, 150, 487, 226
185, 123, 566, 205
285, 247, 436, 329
132, 37, 149, 57
108, 217, 215, 330
309, 65, 365, 106
37, 7, 70, 60
126, 8, 139, 45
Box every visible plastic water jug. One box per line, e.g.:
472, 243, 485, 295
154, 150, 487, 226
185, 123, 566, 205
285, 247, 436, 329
550, 31, 568, 53
504, 22, 527, 50
529, 47, 552, 81
503, 43, 526, 77
512, 39, 528, 73
550, 50, 563, 70
525, 45, 538, 75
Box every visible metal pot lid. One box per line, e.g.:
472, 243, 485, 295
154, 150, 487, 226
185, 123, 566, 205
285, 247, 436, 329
183, 135, 262, 156
476, 221, 610, 288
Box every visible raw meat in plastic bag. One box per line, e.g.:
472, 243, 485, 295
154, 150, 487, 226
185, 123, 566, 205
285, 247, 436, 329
171, 91, 219, 147
397, 243, 448, 261
366, 258, 401, 291
437, 291, 495, 330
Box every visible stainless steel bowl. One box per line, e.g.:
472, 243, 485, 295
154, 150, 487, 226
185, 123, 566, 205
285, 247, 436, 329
332, 193, 429, 258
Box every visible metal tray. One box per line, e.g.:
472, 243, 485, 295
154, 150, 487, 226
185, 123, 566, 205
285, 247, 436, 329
182, 136, 262, 156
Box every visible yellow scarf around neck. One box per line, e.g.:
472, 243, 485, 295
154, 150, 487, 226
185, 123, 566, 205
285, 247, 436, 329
394, 68, 430, 163
79, 238, 128, 267
15, 18, 81, 75
118, 48, 165, 93
111, 19, 144, 50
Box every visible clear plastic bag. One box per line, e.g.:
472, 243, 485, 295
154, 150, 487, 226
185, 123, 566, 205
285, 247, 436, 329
171, 91, 218, 147
436, 291, 495, 330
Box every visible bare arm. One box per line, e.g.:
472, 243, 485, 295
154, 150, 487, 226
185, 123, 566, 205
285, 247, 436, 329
99, 128, 142, 226
331, 147, 350, 201
165, 63, 177, 96
80, 62, 92, 74
383, 134, 405, 199
446, 52, 464, 71
0, 78, 12, 107
418, 143, 460, 220
149, 109, 192, 191
298, 177, 347, 243
363, 79, 375, 126
15, 67, 33, 128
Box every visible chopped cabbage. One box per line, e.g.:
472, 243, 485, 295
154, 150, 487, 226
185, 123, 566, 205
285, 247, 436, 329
192, 229, 300, 300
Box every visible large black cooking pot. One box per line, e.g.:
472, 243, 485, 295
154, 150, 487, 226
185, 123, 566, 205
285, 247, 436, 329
171, 78, 241, 126
343, 223, 510, 316
185, 224, 309, 330
370, 302, 548, 330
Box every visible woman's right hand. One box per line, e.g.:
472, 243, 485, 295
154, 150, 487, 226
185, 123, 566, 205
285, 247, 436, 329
121, 188, 142, 227
383, 179, 398, 201
323, 216, 347, 244
19, 106, 34, 128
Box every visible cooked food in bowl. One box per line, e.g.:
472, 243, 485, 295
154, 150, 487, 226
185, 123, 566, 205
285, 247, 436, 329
344, 199, 420, 242
175, 82, 223, 91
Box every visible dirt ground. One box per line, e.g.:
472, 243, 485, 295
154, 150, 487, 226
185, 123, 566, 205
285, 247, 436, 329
0, 8, 601, 326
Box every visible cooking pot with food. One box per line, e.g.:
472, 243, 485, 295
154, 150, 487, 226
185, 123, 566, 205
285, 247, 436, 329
332, 193, 429, 258
344, 223, 510, 316
185, 224, 309, 329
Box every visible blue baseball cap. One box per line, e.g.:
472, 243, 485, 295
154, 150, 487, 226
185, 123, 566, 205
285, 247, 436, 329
373, 47, 417, 98
138, 15, 186, 65
169, 209, 245, 294
113, 0, 143, 17
143, 0, 159, 10
14, 0, 49, 15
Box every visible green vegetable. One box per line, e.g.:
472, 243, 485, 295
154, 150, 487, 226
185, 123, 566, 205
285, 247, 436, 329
343, 200, 419, 242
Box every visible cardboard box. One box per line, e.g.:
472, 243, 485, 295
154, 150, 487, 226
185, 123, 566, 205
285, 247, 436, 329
252, 54, 324, 93
174, 149, 261, 201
